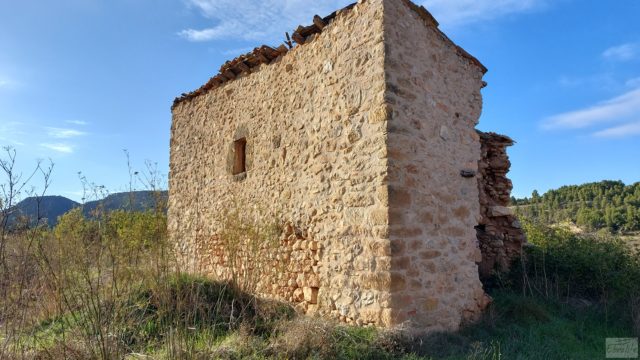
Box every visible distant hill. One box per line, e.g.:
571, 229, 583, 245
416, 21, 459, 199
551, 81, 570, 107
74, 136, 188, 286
83, 191, 168, 215
7, 196, 80, 228
5, 191, 168, 228
513, 180, 640, 233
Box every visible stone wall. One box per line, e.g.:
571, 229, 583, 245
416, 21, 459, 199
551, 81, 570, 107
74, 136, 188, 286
169, 0, 394, 327
169, 0, 514, 332
383, 0, 490, 332
476, 132, 526, 279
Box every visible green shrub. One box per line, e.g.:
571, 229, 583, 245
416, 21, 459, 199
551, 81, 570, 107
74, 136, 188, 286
491, 219, 640, 337
105, 210, 167, 248
515, 219, 640, 302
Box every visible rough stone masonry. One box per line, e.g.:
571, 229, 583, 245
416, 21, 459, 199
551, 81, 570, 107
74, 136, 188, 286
168, 0, 526, 333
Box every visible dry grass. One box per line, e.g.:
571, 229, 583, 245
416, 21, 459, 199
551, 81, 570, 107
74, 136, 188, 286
0, 204, 303, 359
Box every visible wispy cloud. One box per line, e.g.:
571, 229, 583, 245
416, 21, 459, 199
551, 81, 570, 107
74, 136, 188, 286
179, 0, 544, 43
0, 121, 26, 146
0, 76, 15, 90
221, 47, 255, 56
626, 77, 640, 88
593, 121, 640, 138
46, 127, 87, 139
602, 43, 639, 62
422, 0, 544, 27
179, 0, 351, 42
41, 143, 74, 154
558, 73, 616, 90
542, 88, 640, 130
0, 72, 24, 90
66, 120, 88, 126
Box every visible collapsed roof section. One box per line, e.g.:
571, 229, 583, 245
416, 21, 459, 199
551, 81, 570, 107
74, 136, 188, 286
172, 0, 487, 110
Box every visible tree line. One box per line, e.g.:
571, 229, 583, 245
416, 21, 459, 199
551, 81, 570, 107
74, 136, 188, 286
513, 180, 640, 233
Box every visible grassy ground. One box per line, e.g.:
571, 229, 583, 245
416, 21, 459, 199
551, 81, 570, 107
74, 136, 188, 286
1, 210, 638, 359
415, 291, 631, 360
11, 276, 634, 360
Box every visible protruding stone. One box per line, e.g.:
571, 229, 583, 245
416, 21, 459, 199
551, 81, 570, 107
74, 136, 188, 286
439, 125, 450, 140
489, 206, 514, 217
303, 287, 319, 304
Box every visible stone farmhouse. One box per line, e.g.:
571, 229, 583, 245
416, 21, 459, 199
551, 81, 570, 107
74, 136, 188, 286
169, 0, 525, 333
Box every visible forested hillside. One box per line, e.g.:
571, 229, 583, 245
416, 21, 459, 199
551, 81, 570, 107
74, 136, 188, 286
513, 180, 640, 233
7, 191, 168, 228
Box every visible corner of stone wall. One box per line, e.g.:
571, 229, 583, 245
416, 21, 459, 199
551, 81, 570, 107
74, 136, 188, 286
380, 0, 493, 333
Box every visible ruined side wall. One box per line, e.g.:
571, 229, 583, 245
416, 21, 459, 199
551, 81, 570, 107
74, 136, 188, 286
383, 0, 489, 332
476, 132, 526, 279
169, 0, 394, 326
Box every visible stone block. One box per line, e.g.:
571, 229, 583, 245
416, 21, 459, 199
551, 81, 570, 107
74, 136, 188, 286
390, 273, 406, 291
293, 288, 305, 302
489, 206, 514, 217
303, 287, 319, 304
420, 250, 441, 260
370, 208, 388, 225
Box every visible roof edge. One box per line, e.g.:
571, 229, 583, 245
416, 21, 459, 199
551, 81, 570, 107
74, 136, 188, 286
172, 3, 357, 110
172, 0, 488, 111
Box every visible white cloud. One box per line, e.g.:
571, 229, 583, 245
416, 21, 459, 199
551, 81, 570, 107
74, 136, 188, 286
602, 43, 639, 62
422, 0, 543, 27
41, 143, 74, 154
46, 127, 86, 139
0, 73, 24, 90
66, 120, 88, 126
180, 0, 352, 42
593, 121, 640, 138
0, 77, 15, 90
180, 0, 544, 43
543, 88, 640, 129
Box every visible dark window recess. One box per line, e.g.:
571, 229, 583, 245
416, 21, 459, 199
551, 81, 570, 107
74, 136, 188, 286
233, 138, 247, 175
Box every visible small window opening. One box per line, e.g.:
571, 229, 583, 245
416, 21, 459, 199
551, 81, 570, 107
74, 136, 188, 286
233, 138, 247, 175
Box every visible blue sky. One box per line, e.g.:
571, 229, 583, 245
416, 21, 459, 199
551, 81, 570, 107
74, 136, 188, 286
0, 0, 639, 201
